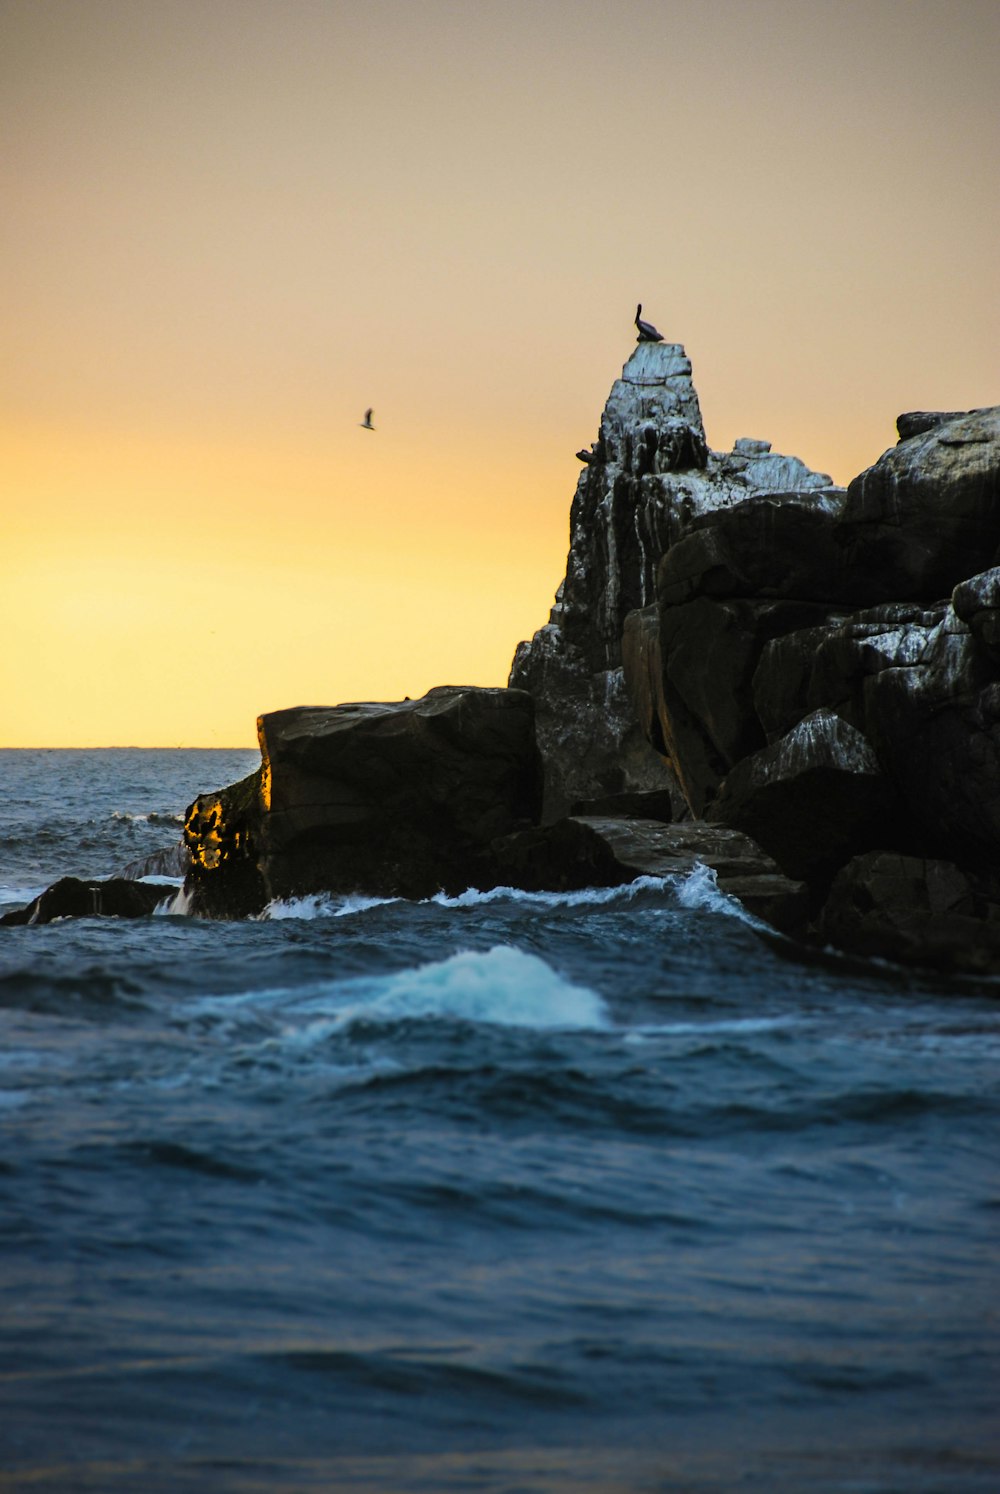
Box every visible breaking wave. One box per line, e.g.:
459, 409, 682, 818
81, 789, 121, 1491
330, 945, 610, 1034
255, 868, 745, 923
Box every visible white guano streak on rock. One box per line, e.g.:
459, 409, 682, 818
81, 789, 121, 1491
773, 709, 882, 779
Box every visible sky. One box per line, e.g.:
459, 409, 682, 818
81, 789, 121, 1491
3, 0, 998, 747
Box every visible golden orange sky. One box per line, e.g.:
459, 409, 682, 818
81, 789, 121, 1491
3, 0, 998, 746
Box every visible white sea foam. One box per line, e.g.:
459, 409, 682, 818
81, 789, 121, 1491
110, 810, 184, 824
332, 945, 609, 1033
428, 875, 672, 911
672, 861, 765, 927
626, 1015, 800, 1043
160, 864, 760, 927
262, 892, 401, 921
155, 884, 195, 916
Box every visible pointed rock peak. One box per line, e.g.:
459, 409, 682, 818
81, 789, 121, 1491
600, 340, 706, 454
621, 341, 694, 385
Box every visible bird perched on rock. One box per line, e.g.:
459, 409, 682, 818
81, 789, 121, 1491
634, 304, 664, 343
360, 408, 375, 430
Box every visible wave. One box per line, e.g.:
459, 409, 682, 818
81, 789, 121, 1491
182, 945, 611, 1045
256, 870, 733, 923
320, 946, 610, 1035
143, 864, 767, 935
110, 810, 184, 826
673, 860, 757, 922
429, 874, 675, 910
255, 881, 672, 922
260, 891, 402, 920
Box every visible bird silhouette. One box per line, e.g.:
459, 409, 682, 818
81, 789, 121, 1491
634, 305, 664, 343
360, 409, 375, 430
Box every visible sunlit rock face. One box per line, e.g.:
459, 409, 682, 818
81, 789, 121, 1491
510, 340, 836, 819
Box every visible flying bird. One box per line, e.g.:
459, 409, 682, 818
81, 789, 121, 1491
634, 304, 664, 343
360, 409, 375, 430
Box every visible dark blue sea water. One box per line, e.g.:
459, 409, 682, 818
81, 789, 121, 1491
0, 749, 997, 1492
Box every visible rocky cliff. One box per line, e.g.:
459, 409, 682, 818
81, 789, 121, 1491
507, 339, 1000, 972
509, 340, 836, 818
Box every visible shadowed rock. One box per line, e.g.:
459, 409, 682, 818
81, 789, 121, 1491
1, 877, 176, 926
656, 489, 850, 609
818, 851, 1000, 975
839, 406, 1000, 600
709, 709, 900, 885
182, 687, 543, 916
654, 596, 837, 815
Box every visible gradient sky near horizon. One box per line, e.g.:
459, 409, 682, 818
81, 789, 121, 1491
3, 0, 998, 746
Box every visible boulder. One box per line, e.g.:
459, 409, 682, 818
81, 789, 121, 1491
182, 687, 543, 915
184, 769, 268, 918
839, 406, 1000, 600
896, 410, 980, 441
818, 851, 1000, 975
708, 709, 901, 884
752, 603, 944, 741
952, 565, 1000, 663
654, 596, 836, 815
657, 489, 850, 608
0, 877, 176, 926
860, 601, 1000, 858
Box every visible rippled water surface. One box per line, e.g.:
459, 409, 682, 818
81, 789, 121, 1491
1, 750, 998, 1492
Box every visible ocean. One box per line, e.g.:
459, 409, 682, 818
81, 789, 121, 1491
0, 749, 997, 1493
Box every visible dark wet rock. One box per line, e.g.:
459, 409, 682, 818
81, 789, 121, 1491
708, 709, 901, 885
656, 489, 850, 609
569, 790, 674, 823
839, 406, 1000, 601
752, 614, 854, 741
952, 565, 1000, 662
0, 876, 176, 926
752, 603, 945, 742
493, 816, 808, 936
818, 851, 1000, 975
184, 769, 268, 919
182, 687, 543, 916
860, 603, 1000, 859
654, 596, 836, 816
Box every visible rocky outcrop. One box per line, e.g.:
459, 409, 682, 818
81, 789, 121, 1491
708, 709, 901, 885
184, 769, 269, 918
182, 686, 544, 916
839, 406, 1000, 601
0, 876, 176, 926
17, 343, 995, 977
613, 393, 1000, 971
818, 852, 1000, 975
510, 340, 835, 819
